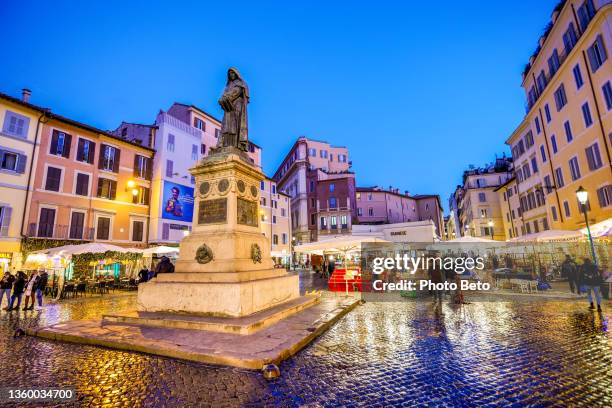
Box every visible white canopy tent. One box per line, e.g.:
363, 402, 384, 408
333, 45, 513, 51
294, 236, 391, 255
580, 218, 612, 238
508, 229, 582, 243
142, 246, 180, 256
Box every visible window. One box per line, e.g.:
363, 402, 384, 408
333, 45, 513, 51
341, 215, 347, 228
585, 143, 603, 171
97, 178, 117, 200
69, 212, 85, 239
478, 192, 486, 202
50, 130, 72, 158
272, 234, 278, 245
543, 175, 553, 194
542, 218, 549, 231
525, 223, 531, 234
167, 134, 175, 152
76, 138, 95, 164
368, 193, 373, 200
476, 178, 487, 187
573, 64, 584, 89
320, 150, 328, 158
308, 148, 316, 157
528, 86, 537, 107
581, 102, 593, 127
564, 121, 573, 142
480, 209, 488, 218
45, 167, 62, 192
531, 157, 538, 173
132, 220, 144, 242
596, 185, 611, 208
193, 118, 205, 130
320, 217, 327, 229
368, 207, 374, 216
554, 84, 567, 111
551, 205, 558, 221
577, 0, 596, 32
534, 117, 541, 134
272, 185, 276, 194
536, 71, 547, 94
329, 197, 337, 209
99, 144, 119, 172
330, 216, 337, 229
563, 201, 571, 217
587, 35, 607, 72
132, 186, 150, 205
540, 145, 547, 163
282, 233, 287, 244
357, 208, 363, 216
0, 151, 25, 173
166, 160, 174, 177
555, 167, 565, 188
548, 49, 560, 77
2, 111, 30, 138
281, 208, 286, 217
75, 173, 89, 196
0, 206, 11, 237
96, 216, 111, 240
329, 183, 335, 192
544, 104, 551, 123
551, 135, 558, 153
37, 208, 56, 238
602, 81, 612, 110
191, 145, 198, 161
309, 180, 314, 193
214, 128, 220, 139
134, 155, 150, 180
563, 23, 578, 54
524, 131, 534, 148
261, 197, 267, 207
522, 163, 531, 179
338, 154, 347, 163
200, 144, 207, 155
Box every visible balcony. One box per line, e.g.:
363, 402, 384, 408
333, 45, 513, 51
27, 223, 94, 241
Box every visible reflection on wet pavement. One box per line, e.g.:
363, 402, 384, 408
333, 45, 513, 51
0, 271, 609, 407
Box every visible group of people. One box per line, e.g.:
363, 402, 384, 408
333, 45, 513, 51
0, 270, 48, 311
561, 255, 605, 312
137, 256, 175, 283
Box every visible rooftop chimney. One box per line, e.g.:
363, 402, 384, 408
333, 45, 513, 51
21, 88, 31, 103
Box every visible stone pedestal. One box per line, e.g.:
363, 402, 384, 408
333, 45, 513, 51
138, 147, 299, 317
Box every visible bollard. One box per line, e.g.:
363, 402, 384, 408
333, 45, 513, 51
262, 364, 280, 380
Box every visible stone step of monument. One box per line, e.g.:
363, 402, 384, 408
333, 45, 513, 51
102, 295, 320, 335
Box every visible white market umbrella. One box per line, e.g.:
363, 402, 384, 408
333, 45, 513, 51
294, 236, 391, 254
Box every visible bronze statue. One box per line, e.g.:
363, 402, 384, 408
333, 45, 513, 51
218, 67, 249, 151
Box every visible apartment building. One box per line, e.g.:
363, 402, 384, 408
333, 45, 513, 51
494, 177, 525, 240
24, 103, 154, 247
259, 178, 292, 265
456, 158, 514, 240
273, 136, 352, 244
0, 90, 43, 271
507, 0, 612, 233
355, 187, 444, 238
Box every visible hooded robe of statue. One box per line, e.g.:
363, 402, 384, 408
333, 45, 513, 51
218, 67, 249, 151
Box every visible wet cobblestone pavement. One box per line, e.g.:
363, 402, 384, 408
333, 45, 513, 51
0, 273, 610, 407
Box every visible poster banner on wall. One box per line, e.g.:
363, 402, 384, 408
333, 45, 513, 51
161, 181, 195, 222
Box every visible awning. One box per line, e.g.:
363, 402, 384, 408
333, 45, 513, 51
508, 229, 582, 243
580, 218, 612, 238
142, 246, 180, 255
294, 236, 391, 255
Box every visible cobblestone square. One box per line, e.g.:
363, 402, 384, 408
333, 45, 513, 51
0, 273, 610, 407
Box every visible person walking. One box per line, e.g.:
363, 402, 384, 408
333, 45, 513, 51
138, 266, 149, 283
1, 271, 15, 310
579, 258, 602, 312
22, 271, 39, 311
428, 262, 445, 302
561, 255, 579, 294
154, 256, 174, 277
7, 271, 26, 311
35, 271, 48, 309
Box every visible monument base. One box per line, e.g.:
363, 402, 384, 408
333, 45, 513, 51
137, 274, 299, 317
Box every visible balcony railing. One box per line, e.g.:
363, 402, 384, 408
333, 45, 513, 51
27, 223, 94, 240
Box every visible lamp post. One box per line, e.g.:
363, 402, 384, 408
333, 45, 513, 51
487, 220, 494, 240
576, 186, 597, 265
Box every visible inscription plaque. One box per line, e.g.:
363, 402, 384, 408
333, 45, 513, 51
198, 198, 227, 224
237, 198, 258, 227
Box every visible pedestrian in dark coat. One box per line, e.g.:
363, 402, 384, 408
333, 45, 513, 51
35, 271, 48, 308
154, 257, 175, 277
579, 258, 602, 312
561, 255, 579, 293
7, 271, 26, 311
138, 267, 149, 283
0, 272, 15, 310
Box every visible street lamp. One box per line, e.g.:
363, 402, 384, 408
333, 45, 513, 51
576, 186, 597, 264
487, 220, 494, 240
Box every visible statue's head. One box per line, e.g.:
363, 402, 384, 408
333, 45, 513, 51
227, 68, 241, 82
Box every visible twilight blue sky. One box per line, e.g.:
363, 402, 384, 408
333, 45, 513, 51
1, 1, 559, 211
